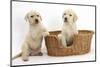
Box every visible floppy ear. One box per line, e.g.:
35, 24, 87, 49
62, 15, 64, 18
73, 14, 78, 22
40, 15, 42, 21
62, 13, 64, 18
24, 13, 29, 21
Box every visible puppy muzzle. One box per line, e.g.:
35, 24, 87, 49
35, 19, 39, 24
64, 17, 68, 22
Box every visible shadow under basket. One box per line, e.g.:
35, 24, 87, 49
45, 30, 94, 56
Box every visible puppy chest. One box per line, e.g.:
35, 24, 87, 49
31, 30, 43, 39
62, 26, 76, 36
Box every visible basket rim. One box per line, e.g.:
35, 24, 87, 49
49, 30, 94, 33
48, 30, 94, 35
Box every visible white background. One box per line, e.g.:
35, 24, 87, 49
0, 0, 100, 67
12, 1, 95, 66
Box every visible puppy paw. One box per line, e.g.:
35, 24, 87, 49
75, 31, 78, 35
58, 34, 61, 40
61, 44, 67, 48
38, 52, 43, 56
22, 57, 28, 61
34, 52, 43, 56
42, 32, 49, 37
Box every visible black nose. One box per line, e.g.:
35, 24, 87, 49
35, 19, 38, 22
64, 17, 68, 22
65, 17, 67, 20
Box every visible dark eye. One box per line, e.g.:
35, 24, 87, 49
69, 14, 72, 16
30, 15, 34, 18
37, 15, 39, 17
64, 13, 66, 15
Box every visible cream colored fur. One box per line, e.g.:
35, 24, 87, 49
58, 9, 78, 48
13, 11, 49, 61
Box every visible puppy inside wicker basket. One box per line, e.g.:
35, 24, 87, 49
58, 9, 78, 48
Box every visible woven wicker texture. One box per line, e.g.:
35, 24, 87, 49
45, 30, 94, 56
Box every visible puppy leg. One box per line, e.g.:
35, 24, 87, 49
74, 30, 78, 35
73, 26, 78, 35
35, 41, 43, 56
58, 34, 67, 48
58, 34, 61, 40
42, 32, 49, 37
34, 52, 43, 56
62, 36, 67, 47
30, 40, 43, 56
21, 43, 29, 61
30, 48, 43, 56
42, 28, 49, 37
58, 34, 63, 48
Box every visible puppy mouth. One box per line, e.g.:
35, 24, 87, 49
64, 17, 68, 22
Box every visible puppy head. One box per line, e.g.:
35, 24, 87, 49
25, 10, 42, 25
62, 9, 78, 23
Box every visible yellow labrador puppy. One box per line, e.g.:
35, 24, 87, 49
13, 10, 49, 61
58, 9, 78, 47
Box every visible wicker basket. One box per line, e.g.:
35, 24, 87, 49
45, 30, 94, 56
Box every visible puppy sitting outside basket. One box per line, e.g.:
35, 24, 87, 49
12, 10, 49, 61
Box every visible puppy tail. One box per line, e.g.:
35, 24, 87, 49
12, 52, 22, 60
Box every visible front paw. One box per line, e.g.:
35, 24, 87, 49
38, 52, 43, 56
22, 57, 29, 61
42, 32, 49, 37
62, 44, 67, 48
75, 31, 78, 35
34, 52, 43, 56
